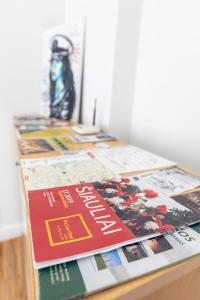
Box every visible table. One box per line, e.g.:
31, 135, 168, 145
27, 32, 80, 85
15, 123, 200, 300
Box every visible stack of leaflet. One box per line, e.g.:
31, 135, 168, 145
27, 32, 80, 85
15, 115, 200, 300
16, 122, 119, 159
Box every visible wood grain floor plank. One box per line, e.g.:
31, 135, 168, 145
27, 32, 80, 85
0, 236, 27, 300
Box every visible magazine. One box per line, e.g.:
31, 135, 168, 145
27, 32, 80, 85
18, 139, 57, 156
172, 192, 200, 214
14, 115, 73, 128
41, 22, 85, 122
91, 145, 176, 174
14, 114, 51, 127
21, 152, 119, 191
17, 136, 122, 159
142, 167, 200, 196
72, 124, 100, 135
28, 176, 200, 268
16, 126, 75, 139
39, 224, 200, 300
70, 133, 117, 143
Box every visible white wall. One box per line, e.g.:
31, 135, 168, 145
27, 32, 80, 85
130, 0, 200, 172
0, 0, 65, 240
66, 0, 119, 130
109, 0, 143, 141
2, 0, 200, 240
72, 0, 200, 171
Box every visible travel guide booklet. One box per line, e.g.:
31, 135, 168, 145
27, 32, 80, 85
17, 138, 73, 158
17, 136, 123, 159
21, 152, 119, 191
72, 124, 101, 135
16, 126, 75, 139
18, 139, 57, 156
91, 145, 176, 174
39, 223, 200, 300
142, 167, 200, 196
70, 133, 117, 143
17, 136, 121, 159
14, 114, 51, 127
28, 176, 200, 268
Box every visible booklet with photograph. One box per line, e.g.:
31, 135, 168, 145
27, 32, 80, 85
172, 191, 200, 214
14, 114, 51, 127
18, 139, 57, 156
70, 133, 117, 144
14, 115, 72, 130
142, 167, 200, 196
16, 126, 75, 139
71, 124, 100, 135
28, 176, 200, 268
17, 136, 124, 159
41, 21, 85, 122
91, 145, 176, 174
39, 224, 200, 300
21, 152, 119, 191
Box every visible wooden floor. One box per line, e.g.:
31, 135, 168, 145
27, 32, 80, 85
0, 236, 27, 300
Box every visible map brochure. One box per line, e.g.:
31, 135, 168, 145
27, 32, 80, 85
39, 223, 200, 300
91, 145, 176, 174
70, 133, 117, 143
141, 167, 200, 196
28, 176, 200, 268
21, 151, 119, 191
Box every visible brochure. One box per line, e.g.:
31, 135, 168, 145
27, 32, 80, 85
91, 145, 176, 174
28, 176, 200, 268
14, 114, 51, 127
71, 133, 117, 143
39, 224, 200, 300
16, 126, 75, 139
17, 135, 127, 159
21, 152, 119, 191
17, 136, 120, 159
172, 192, 200, 214
72, 124, 100, 135
18, 139, 57, 156
142, 167, 200, 196
41, 22, 85, 122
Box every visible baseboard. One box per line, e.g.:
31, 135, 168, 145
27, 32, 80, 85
0, 222, 26, 242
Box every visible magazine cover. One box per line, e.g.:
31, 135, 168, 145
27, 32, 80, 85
21, 152, 119, 191
16, 126, 75, 139
41, 22, 85, 122
39, 224, 200, 300
17, 136, 125, 159
18, 139, 57, 156
172, 191, 200, 214
70, 133, 117, 144
91, 146, 176, 174
14, 114, 51, 127
28, 176, 200, 268
142, 167, 200, 196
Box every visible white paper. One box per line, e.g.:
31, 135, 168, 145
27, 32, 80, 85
142, 167, 200, 196
21, 151, 119, 191
91, 145, 176, 174
78, 225, 200, 294
70, 133, 117, 143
